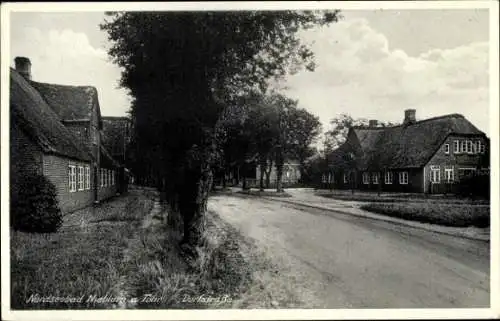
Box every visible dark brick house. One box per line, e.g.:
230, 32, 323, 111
10, 56, 126, 213
323, 109, 489, 194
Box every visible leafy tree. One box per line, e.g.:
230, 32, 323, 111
285, 106, 322, 182
101, 10, 341, 252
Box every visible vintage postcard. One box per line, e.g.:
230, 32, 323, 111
1, 1, 499, 320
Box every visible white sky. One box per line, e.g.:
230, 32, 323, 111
9, 9, 490, 136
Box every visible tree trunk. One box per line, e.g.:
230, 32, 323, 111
180, 162, 213, 250
264, 159, 273, 188
275, 151, 284, 193
259, 161, 266, 191
242, 176, 248, 190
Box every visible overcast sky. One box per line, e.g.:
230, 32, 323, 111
9, 9, 490, 137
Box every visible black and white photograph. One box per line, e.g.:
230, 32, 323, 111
1, 1, 499, 320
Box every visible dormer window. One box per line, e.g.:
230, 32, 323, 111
444, 144, 450, 154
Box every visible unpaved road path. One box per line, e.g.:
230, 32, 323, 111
208, 194, 490, 309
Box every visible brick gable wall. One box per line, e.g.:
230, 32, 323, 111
423, 135, 489, 193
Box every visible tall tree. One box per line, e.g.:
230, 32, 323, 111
101, 11, 341, 253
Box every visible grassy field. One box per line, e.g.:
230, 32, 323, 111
10, 191, 154, 309
360, 202, 490, 228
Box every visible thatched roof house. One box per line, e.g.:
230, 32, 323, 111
325, 109, 489, 193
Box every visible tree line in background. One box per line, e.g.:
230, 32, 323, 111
213, 90, 322, 192
100, 10, 341, 255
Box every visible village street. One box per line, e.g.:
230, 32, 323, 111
208, 190, 490, 308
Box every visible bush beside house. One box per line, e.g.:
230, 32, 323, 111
11, 174, 63, 233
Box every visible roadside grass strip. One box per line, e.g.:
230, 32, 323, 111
360, 202, 490, 228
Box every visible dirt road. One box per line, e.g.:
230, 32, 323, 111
208, 194, 490, 308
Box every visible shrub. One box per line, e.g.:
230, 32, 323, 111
11, 174, 62, 233
360, 202, 490, 228
456, 172, 490, 198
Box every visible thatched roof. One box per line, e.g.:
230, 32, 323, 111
330, 114, 485, 170
10, 68, 92, 161
30, 80, 101, 124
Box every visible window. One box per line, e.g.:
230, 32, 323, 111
461, 141, 467, 153
328, 173, 333, 184
454, 140, 460, 154
399, 171, 409, 184
78, 166, 84, 191
85, 166, 91, 190
477, 141, 485, 154
343, 173, 348, 184
444, 144, 450, 154
385, 171, 393, 184
466, 140, 473, 154
100, 169, 104, 187
362, 172, 370, 184
104, 169, 108, 187
322, 174, 327, 183
372, 172, 379, 184
444, 167, 454, 183
430, 166, 440, 183
68, 165, 76, 192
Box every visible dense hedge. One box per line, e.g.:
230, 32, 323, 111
11, 174, 62, 233
456, 172, 490, 198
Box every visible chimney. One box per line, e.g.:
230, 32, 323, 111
14, 57, 32, 80
403, 109, 416, 125
368, 119, 378, 127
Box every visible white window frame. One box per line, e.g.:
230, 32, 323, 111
372, 172, 379, 184
322, 174, 327, 183
399, 171, 409, 185
384, 171, 393, 184
466, 140, 473, 154
78, 166, 84, 191
444, 167, 454, 183
100, 169, 104, 187
444, 144, 450, 154
460, 141, 467, 153
362, 172, 370, 184
68, 165, 76, 192
430, 166, 440, 184
478, 140, 485, 154
105, 169, 108, 187
85, 166, 91, 190
453, 140, 460, 154
343, 173, 348, 184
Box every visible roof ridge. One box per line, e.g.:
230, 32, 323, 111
352, 113, 466, 130
30, 80, 97, 91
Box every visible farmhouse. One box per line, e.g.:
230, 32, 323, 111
323, 109, 489, 194
10, 56, 129, 213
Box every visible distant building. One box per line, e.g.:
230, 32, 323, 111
102, 116, 132, 193
10, 56, 128, 213
323, 109, 489, 194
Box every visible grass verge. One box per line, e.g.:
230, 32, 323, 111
10, 192, 154, 310
237, 189, 292, 198
360, 202, 490, 228
317, 191, 489, 205
124, 206, 264, 309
